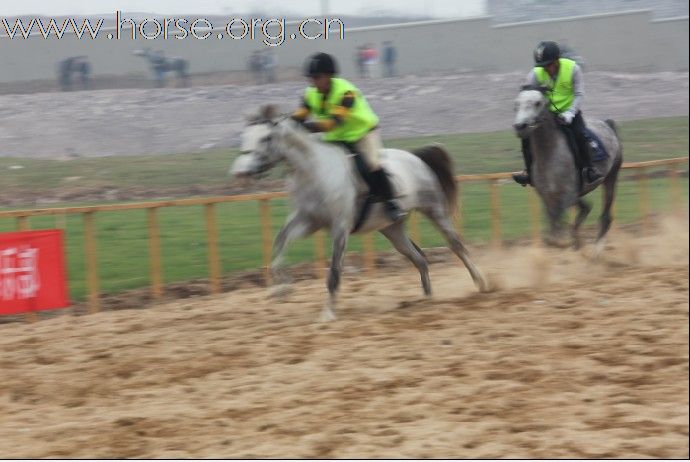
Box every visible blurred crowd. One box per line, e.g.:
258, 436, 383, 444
356, 42, 398, 78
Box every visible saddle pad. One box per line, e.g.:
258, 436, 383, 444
584, 127, 609, 162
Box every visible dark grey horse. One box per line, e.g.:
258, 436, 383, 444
513, 85, 623, 254
133, 49, 189, 87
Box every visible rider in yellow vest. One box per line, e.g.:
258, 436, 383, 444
291, 52, 405, 222
513, 41, 603, 186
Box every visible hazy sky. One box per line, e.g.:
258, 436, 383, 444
1, 0, 485, 18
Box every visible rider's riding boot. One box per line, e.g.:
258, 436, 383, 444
574, 127, 603, 184
513, 138, 533, 186
371, 169, 406, 222
572, 113, 603, 184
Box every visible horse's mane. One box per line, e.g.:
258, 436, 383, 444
281, 120, 313, 154
520, 84, 549, 94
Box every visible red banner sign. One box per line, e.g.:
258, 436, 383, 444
0, 230, 70, 316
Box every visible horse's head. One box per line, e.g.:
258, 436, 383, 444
513, 84, 550, 139
231, 105, 298, 179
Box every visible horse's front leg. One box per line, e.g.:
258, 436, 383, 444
321, 227, 349, 322
269, 212, 315, 299
544, 203, 571, 248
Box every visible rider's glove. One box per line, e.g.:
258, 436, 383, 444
558, 111, 575, 125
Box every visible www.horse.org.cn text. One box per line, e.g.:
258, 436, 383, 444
1, 11, 346, 46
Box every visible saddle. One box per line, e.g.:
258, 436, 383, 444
558, 124, 609, 189
335, 141, 396, 233
583, 127, 609, 162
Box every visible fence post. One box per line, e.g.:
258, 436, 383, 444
16, 216, 29, 231
313, 230, 327, 278
14, 216, 38, 322
83, 212, 100, 314
259, 199, 272, 285
669, 166, 682, 215
638, 167, 650, 232
147, 208, 163, 299
205, 203, 221, 294
452, 209, 463, 236
362, 233, 376, 273
489, 179, 501, 248
55, 212, 67, 230
410, 211, 421, 245
454, 180, 463, 235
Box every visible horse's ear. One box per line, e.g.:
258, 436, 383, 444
244, 110, 261, 125
260, 104, 280, 121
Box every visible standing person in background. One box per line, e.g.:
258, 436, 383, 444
57, 57, 74, 91
364, 44, 378, 78
382, 41, 397, 78
263, 49, 277, 84
355, 46, 366, 79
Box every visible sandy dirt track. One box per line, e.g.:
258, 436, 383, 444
0, 219, 688, 458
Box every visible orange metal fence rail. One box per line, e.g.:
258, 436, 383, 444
1, 157, 687, 316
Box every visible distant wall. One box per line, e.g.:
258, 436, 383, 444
487, 0, 688, 23
0, 10, 687, 84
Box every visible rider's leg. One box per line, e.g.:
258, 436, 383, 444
355, 129, 406, 221
513, 138, 532, 186
571, 111, 602, 183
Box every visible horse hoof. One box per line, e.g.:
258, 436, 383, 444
544, 236, 572, 248
589, 240, 606, 260
478, 279, 492, 293
269, 284, 293, 299
319, 310, 337, 323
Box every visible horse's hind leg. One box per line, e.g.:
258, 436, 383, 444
379, 221, 431, 297
571, 199, 592, 250
594, 157, 622, 257
423, 206, 489, 293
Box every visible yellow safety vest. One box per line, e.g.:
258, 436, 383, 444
304, 77, 379, 142
534, 58, 576, 113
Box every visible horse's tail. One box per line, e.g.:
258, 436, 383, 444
412, 143, 458, 216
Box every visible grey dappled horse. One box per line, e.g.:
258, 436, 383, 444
232, 106, 488, 322
513, 85, 623, 254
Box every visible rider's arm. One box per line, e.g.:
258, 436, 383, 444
563, 64, 584, 118
291, 97, 310, 121
302, 91, 355, 133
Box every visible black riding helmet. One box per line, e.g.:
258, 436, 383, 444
534, 41, 560, 66
304, 52, 338, 77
